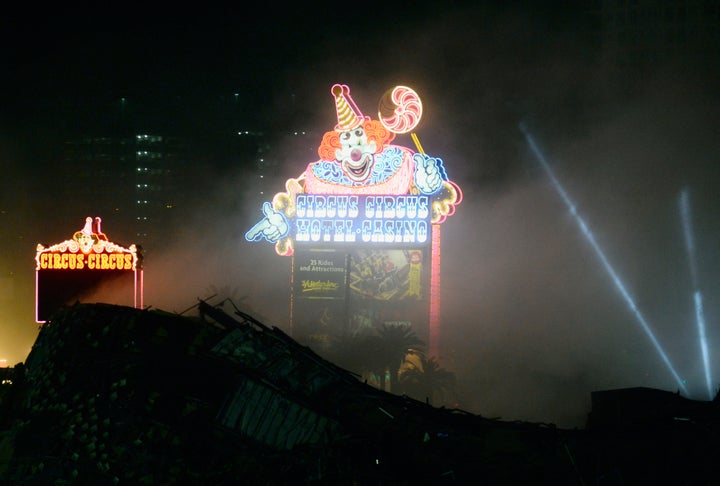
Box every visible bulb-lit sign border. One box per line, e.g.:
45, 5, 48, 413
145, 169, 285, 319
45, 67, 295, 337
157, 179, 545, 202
35, 216, 143, 323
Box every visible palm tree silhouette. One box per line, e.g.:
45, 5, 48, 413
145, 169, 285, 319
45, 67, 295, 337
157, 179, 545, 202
369, 323, 425, 392
399, 353, 457, 406
324, 330, 377, 379
320, 321, 425, 392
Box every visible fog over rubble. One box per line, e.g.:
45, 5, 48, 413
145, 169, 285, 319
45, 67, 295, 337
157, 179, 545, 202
2, 3, 718, 428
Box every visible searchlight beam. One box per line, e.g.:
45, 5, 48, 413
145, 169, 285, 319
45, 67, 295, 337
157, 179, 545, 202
680, 189, 713, 399
520, 125, 688, 396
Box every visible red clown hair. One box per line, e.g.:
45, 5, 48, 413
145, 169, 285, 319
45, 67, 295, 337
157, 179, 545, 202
317, 119, 396, 161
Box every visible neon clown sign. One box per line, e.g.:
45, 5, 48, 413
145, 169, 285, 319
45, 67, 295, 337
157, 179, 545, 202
246, 84, 462, 356
246, 84, 461, 254
35, 216, 143, 323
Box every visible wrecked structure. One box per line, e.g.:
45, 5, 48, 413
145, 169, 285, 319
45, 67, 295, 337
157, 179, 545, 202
1, 302, 719, 484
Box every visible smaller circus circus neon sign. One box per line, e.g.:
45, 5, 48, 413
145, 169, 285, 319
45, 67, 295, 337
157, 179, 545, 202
245, 84, 462, 256
35, 217, 143, 323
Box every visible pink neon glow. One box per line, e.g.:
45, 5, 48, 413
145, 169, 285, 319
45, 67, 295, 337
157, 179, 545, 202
289, 255, 295, 336
378, 86, 423, 134
140, 270, 144, 309
134, 270, 138, 308
429, 224, 441, 357
303, 147, 415, 195
35, 271, 41, 324
261, 85, 463, 257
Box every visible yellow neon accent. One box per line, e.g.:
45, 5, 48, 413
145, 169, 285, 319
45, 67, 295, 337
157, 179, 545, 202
275, 238, 294, 256
35, 217, 140, 270
431, 181, 460, 224
274, 176, 304, 217
37, 252, 134, 270
411, 133, 424, 155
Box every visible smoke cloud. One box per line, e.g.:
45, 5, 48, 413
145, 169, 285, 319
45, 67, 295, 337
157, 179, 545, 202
2, 4, 719, 428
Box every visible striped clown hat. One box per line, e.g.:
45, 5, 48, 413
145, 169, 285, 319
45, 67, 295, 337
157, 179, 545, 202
332, 84, 369, 132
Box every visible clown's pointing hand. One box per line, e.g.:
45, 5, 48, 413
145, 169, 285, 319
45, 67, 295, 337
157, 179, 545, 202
245, 202, 290, 243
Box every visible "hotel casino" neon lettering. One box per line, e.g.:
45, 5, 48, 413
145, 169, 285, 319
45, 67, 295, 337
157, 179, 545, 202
294, 194, 430, 244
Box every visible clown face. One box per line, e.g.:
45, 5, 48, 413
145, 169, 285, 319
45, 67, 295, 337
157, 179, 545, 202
74, 232, 97, 253
335, 127, 377, 183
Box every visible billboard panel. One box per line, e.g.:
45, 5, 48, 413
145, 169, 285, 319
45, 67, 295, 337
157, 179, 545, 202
348, 248, 425, 301
294, 249, 347, 300
292, 247, 429, 342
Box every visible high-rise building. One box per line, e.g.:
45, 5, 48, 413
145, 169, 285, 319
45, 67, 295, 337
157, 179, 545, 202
61, 133, 192, 252
133, 134, 191, 250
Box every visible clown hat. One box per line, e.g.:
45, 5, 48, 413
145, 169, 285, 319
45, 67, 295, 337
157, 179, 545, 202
332, 84, 369, 132
73, 216, 98, 246
81, 216, 93, 235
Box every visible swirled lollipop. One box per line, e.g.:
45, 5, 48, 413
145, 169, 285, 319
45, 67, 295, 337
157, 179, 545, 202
378, 86, 423, 134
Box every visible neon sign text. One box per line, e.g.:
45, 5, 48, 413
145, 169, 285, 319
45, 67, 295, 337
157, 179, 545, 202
35, 216, 144, 324
296, 195, 429, 219
37, 252, 134, 270
301, 280, 340, 294
296, 195, 359, 218
294, 194, 430, 245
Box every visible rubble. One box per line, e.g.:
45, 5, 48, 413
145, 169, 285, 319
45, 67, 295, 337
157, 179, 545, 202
1, 301, 719, 484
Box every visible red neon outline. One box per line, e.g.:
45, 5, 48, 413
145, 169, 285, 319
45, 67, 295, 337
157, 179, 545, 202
429, 224, 441, 358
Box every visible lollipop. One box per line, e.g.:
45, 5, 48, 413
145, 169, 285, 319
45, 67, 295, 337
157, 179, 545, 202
378, 85, 423, 134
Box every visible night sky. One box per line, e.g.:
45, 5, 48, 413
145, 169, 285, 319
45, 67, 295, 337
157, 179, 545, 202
2, 2, 719, 428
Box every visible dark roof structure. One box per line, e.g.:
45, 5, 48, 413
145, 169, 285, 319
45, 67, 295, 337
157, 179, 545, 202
1, 301, 720, 484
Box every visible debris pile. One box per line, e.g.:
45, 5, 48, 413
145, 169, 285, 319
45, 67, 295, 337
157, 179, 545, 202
1, 301, 719, 484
